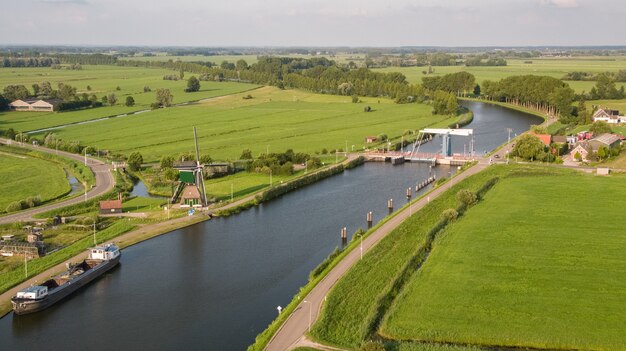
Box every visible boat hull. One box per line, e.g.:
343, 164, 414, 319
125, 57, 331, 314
11, 255, 121, 315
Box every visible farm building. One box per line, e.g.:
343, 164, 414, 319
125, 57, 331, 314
569, 143, 593, 162
9, 99, 61, 112
99, 196, 123, 214
589, 133, 622, 151
592, 108, 624, 124
532, 133, 552, 146
365, 136, 378, 143
552, 135, 567, 145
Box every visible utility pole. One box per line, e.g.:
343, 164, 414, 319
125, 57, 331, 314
506, 128, 513, 164
93, 223, 97, 246
24, 255, 28, 278
231, 183, 234, 201
84, 147, 88, 166
269, 169, 272, 186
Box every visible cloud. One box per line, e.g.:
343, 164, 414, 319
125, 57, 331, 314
540, 0, 579, 8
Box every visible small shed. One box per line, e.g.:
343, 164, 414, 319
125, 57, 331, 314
365, 136, 378, 144
99, 199, 123, 214
597, 168, 610, 176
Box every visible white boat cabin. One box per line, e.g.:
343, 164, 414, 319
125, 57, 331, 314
16, 286, 48, 300
88, 243, 120, 260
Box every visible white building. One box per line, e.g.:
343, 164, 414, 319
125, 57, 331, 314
592, 108, 624, 124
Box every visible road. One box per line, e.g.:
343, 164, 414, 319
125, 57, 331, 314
0, 138, 115, 224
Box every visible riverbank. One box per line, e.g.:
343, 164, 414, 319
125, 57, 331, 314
0, 155, 364, 318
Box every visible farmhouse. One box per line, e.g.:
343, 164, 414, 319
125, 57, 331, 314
532, 133, 552, 146
592, 108, 624, 124
9, 99, 61, 112
99, 196, 123, 214
569, 143, 593, 162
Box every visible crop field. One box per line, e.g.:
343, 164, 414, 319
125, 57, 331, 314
380, 172, 626, 350
0, 65, 259, 132
38, 87, 454, 162
376, 57, 626, 93
123, 53, 362, 65
0, 147, 70, 212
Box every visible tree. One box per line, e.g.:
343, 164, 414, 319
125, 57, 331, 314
548, 86, 575, 121
576, 98, 590, 124
127, 152, 143, 171
40, 81, 53, 96
512, 134, 545, 160
185, 76, 200, 93
101, 96, 108, 104
240, 149, 253, 160
574, 151, 582, 162
86, 85, 91, 91
107, 93, 117, 106
3, 85, 29, 101
163, 168, 178, 182
179, 67, 185, 80
473, 84, 481, 96
441, 208, 459, 222
597, 146, 607, 160
351, 95, 359, 103
32, 83, 41, 96
236, 59, 248, 71
155, 89, 173, 107
160, 155, 175, 169
590, 121, 612, 135
57, 83, 77, 100
125, 96, 135, 107
143, 86, 151, 93
200, 154, 212, 164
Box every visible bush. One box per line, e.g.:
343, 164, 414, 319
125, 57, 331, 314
6, 201, 24, 213
351, 95, 359, 103
127, 152, 143, 171
358, 342, 386, 351
441, 208, 459, 221
456, 189, 477, 206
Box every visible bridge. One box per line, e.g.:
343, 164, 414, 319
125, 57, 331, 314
365, 128, 475, 165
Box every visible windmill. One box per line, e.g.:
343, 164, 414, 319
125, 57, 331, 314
172, 127, 208, 207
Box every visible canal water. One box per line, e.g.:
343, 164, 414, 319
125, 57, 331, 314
0, 102, 541, 350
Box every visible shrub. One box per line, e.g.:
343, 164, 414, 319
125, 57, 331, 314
441, 208, 459, 221
351, 95, 359, 103
456, 189, 477, 206
358, 342, 386, 351
6, 201, 24, 213
127, 152, 143, 171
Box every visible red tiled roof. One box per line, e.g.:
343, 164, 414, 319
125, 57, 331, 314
99, 199, 122, 210
531, 133, 552, 146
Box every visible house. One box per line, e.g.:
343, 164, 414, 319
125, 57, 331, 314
365, 136, 378, 144
180, 185, 202, 208
99, 194, 123, 214
569, 142, 593, 162
592, 108, 624, 124
566, 135, 578, 145
532, 133, 552, 146
589, 133, 622, 152
9, 99, 61, 112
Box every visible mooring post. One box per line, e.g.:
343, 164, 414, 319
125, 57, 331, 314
367, 211, 373, 228
406, 187, 412, 200
388, 198, 393, 214
341, 227, 347, 244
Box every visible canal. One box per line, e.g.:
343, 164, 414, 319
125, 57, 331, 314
0, 101, 542, 350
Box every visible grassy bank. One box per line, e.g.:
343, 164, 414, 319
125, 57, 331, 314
381, 171, 626, 350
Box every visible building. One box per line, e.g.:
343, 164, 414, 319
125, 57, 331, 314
589, 133, 622, 152
99, 195, 123, 214
592, 108, 624, 124
532, 133, 552, 146
365, 136, 378, 144
180, 185, 202, 207
9, 99, 61, 112
552, 135, 567, 144
569, 142, 593, 162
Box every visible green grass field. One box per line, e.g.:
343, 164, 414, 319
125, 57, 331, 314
380, 172, 626, 350
375, 57, 626, 93
0, 65, 259, 132
37, 87, 454, 162
0, 149, 70, 212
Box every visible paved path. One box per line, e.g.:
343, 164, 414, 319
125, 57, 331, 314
265, 158, 490, 351
0, 138, 115, 224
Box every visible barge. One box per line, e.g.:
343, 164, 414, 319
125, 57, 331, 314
11, 243, 121, 315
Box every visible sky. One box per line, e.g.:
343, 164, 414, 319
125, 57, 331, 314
0, 0, 624, 47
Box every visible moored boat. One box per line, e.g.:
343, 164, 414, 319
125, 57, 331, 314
11, 243, 121, 315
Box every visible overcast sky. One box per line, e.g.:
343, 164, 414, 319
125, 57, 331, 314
1, 0, 624, 47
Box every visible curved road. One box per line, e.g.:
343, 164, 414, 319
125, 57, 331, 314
0, 138, 114, 224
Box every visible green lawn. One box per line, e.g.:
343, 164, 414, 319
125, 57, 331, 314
381, 173, 626, 350
375, 57, 626, 93
0, 149, 70, 212
0, 65, 259, 132
39, 87, 454, 162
